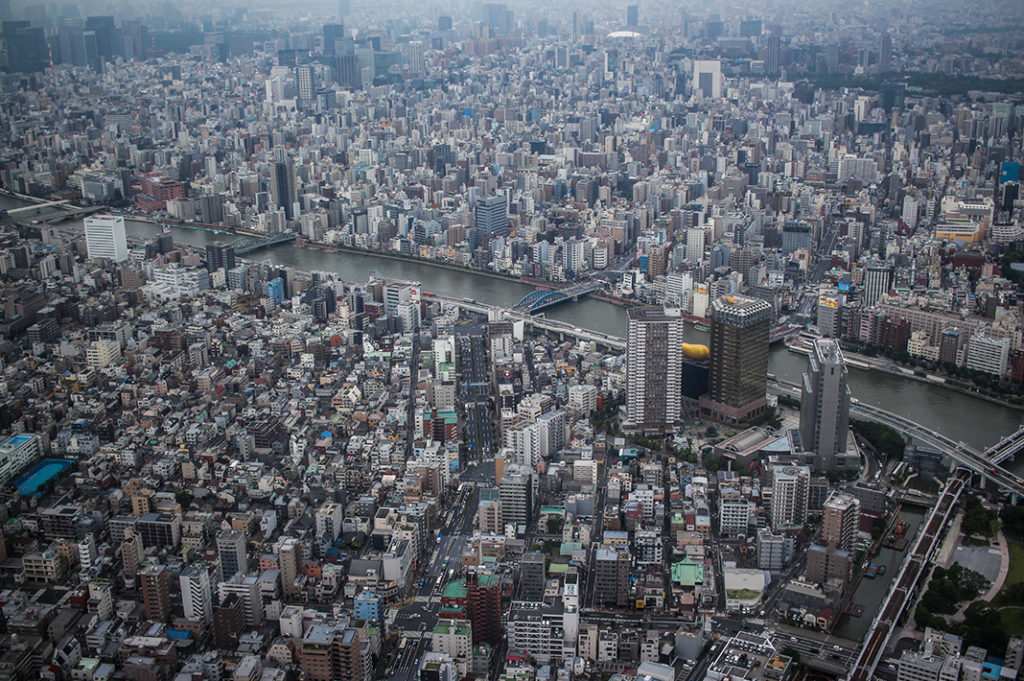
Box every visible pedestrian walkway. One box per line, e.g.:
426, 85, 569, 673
982, 530, 1011, 601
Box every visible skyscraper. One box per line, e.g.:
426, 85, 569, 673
180, 563, 214, 624
879, 33, 892, 73
474, 195, 508, 237
3, 21, 49, 73
625, 307, 684, 433
465, 570, 502, 644
626, 5, 639, 27
296, 65, 314, 102
217, 529, 248, 582
692, 60, 722, 98
270, 159, 297, 219
799, 339, 852, 472
766, 34, 781, 76
700, 295, 773, 424
85, 215, 129, 262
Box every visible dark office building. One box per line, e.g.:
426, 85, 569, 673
594, 547, 630, 608
323, 23, 345, 54
519, 552, 546, 600
474, 195, 508, 237
270, 160, 297, 219
84, 16, 116, 60
700, 295, 773, 424
206, 241, 236, 272
213, 593, 245, 649
626, 5, 638, 27
3, 21, 49, 73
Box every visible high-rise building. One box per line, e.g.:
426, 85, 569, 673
323, 23, 345, 55
180, 563, 214, 624
821, 492, 860, 551
279, 536, 304, 597
299, 624, 364, 681
2, 22, 49, 73
465, 570, 502, 644
862, 261, 892, 306
213, 592, 245, 649
139, 564, 171, 621
297, 65, 314, 102
766, 34, 781, 76
594, 547, 630, 607
879, 33, 892, 73
217, 574, 264, 627
270, 160, 298, 219
692, 60, 722, 98
85, 215, 129, 262
626, 5, 639, 26
475, 195, 508, 237
799, 339, 853, 472
770, 465, 810, 532
520, 552, 546, 601
700, 295, 773, 424
499, 466, 533, 531
206, 241, 236, 272
625, 307, 684, 434
217, 530, 248, 582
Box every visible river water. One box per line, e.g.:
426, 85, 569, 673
4, 198, 1021, 456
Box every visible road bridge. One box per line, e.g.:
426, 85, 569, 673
231, 231, 296, 255
511, 280, 603, 313
984, 425, 1024, 465
1, 200, 70, 215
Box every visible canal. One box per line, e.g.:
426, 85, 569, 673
2, 198, 1021, 456
834, 507, 925, 641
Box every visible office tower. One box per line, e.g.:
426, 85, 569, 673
297, 65, 314, 102
57, 19, 88, 66
300, 625, 363, 681
217, 530, 248, 582
139, 564, 171, 621
180, 563, 214, 624
407, 40, 425, 74
279, 536, 304, 597
692, 60, 722, 98
84, 215, 129, 262
2, 22, 49, 73
499, 466, 533, 530
782, 220, 812, 255
438, 16, 452, 31
879, 33, 892, 72
770, 465, 810, 531
626, 5, 638, 26
739, 19, 762, 37
594, 547, 630, 607
701, 295, 772, 424
821, 492, 860, 551
766, 34, 781, 76
475, 195, 508, 237
323, 23, 345, 54
84, 16, 116, 60
625, 307, 684, 433
520, 552, 546, 600
206, 241, 236, 272
466, 570, 502, 644
213, 593, 245, 649
862, 261, 892, 306
799, 339, 852, 472
270, 160, 297, 219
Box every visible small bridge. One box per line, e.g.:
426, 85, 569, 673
232, 231, 296, 255
512, 280, 603, 314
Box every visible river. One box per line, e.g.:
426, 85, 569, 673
3, 197, 1021, 457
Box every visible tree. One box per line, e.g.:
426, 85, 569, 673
175, 490, 194, 510
547, 517, 563, 535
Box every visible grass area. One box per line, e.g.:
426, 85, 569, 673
1005, 540, 1024, 589
998, 606, 1024, 639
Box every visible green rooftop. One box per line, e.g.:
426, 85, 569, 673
671, 557, 704, 587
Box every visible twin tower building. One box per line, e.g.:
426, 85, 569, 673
625, 295, 855, 473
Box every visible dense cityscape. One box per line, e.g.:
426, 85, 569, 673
1, 2, 1024, 681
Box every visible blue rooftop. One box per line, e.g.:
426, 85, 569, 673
3, 433, 34, 447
